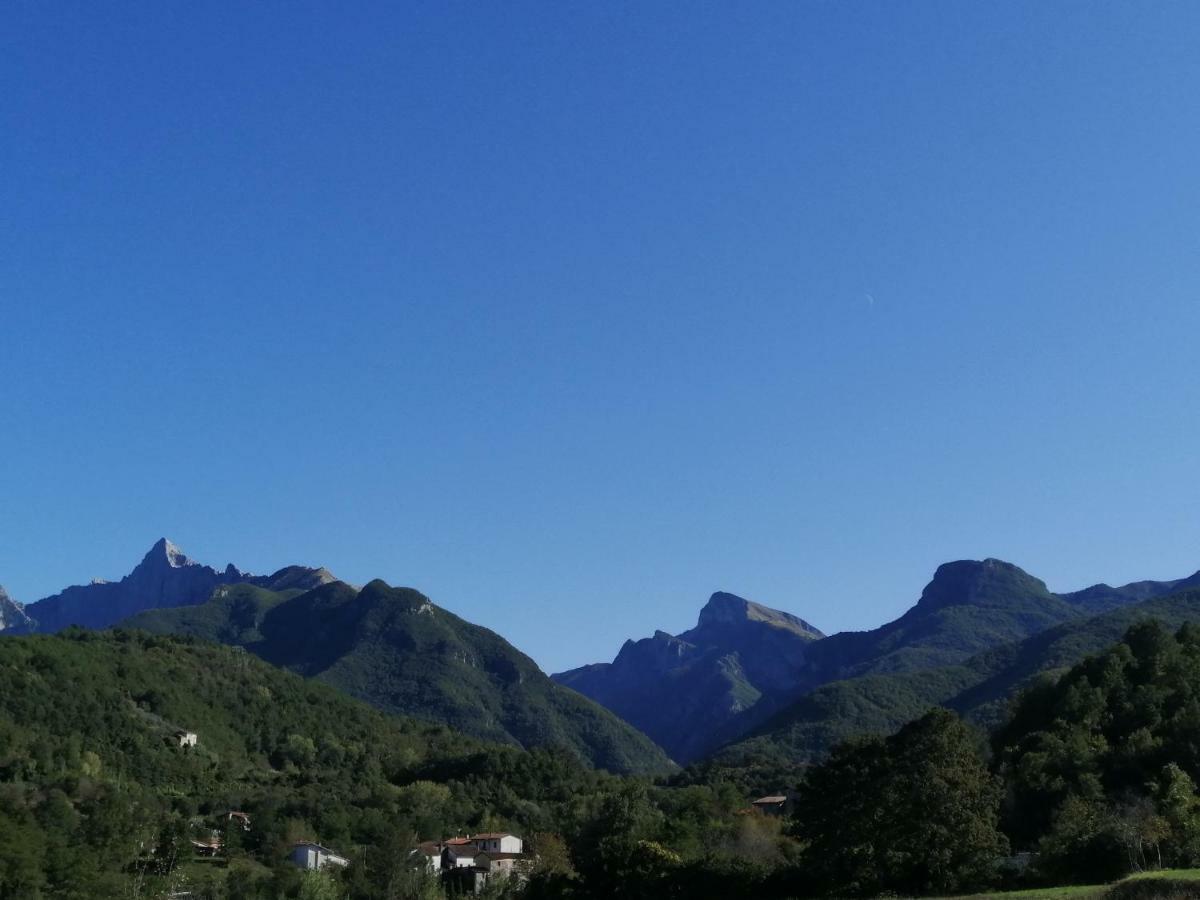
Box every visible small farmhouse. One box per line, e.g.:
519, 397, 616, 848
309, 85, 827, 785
471, 832, 523, 854
412, 841, 443, 872
175, 730, 198, 748
290, 841, 350, 870
441, 838, 478, 869
415, 832, 529, 889
475, 851, 523, 877
751, 794, 792, 817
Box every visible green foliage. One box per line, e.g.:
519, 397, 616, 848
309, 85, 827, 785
996, 620, 1200, 882
790, 708, 1008, 897
0, 629, 795, 899
126, 581, 672, 775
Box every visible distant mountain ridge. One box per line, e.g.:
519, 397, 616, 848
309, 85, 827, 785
123, 579, 674, 775
554, 590, 826, 762
712, 583, 1200, 772
556, 559, 1200, 763
8, 538, 337, 633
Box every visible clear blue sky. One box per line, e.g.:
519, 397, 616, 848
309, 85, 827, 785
3, 2, 1199, 674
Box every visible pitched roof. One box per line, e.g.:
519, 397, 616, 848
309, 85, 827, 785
472, 832, 519, 840
753, 795, 787, 804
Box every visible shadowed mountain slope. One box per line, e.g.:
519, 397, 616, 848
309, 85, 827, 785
554, 591, 825, 762
124, 579, 673, 775
558, 560, 1200, 763
710, 585, 1200, 772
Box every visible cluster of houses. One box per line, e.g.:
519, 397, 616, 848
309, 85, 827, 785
170, 727, 525, 885
172, 725, 784, 885
185, 808, 352, 873
411, 832, 528, 889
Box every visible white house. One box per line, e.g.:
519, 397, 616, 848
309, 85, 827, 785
475, 851, 524, 878
442, 839, 478, 869
412, 842, 442, 872
290, 842, 349, 870
175, 731, 198, 748
470, 833, 523, 855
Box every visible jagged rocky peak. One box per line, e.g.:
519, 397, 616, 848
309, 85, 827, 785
914, 558, 1051, 612
141, 537, 199, 570
22, 538, 336, 633
612, 629, 696, 673
695, 591, 824, 639
136, 539, 251, 581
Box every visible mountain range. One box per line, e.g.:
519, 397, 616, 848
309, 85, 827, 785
7, 536, 1200, 776
708, 581, 1200, 777
555, 558, 1200, 762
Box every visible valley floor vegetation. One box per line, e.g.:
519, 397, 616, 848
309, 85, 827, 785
6, 620, 1200, 898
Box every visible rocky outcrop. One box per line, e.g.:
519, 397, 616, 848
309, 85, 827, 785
0, 586, 33, 633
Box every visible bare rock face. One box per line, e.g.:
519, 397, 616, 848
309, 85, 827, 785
20, 539, 338, 633
694, 591, 823, 639
0, 586, 34, 633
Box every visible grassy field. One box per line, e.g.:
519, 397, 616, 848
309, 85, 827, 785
948, 886, 1106, 900
945, 869, 1200, 900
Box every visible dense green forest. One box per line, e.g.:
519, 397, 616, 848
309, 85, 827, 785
0, 630, 789, 899
124, 581, 672, 775
10, 618, 1200, 898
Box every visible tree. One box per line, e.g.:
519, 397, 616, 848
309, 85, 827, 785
791, 708, 1007, 897
298, 869, 343, 900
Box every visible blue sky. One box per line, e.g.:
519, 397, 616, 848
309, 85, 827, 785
2, 2, 1199, 674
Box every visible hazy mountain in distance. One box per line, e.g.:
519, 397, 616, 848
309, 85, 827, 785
712, 579, 1200, 772
557, 559, 1195, 763
18, 538, 338, 633
554, 591, 825, 762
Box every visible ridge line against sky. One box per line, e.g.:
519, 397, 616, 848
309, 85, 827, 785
8, 536, 1200, 673
2, 2, 1199, 674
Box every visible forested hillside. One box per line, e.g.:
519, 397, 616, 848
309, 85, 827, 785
0, 630, 813, 899
124, 580, 673, 774
707, 587, 1200, 776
